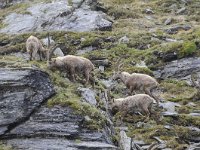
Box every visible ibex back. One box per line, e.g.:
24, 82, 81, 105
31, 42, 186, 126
48, 55, 94, 85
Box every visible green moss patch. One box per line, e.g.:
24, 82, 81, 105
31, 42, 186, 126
127, 124, 199, 149
0, 143, 12, 150
160, 80, 198, 102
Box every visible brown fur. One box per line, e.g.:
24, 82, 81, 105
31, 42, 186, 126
26, 35, 49, 61
112, 94, 154, 119
48, 55, 94, 84
113, 71, 159, 106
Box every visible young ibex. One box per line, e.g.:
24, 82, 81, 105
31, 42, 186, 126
111, 94, 154, 120
113, 71, 159, 106
48, 55, 95, 84
26, 35, 50, 61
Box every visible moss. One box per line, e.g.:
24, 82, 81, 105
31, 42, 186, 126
43, 66, 107, 130
127, 124, 199, 148
67, 0, 73, 6
0, 143, 12, 150
160, 79, 198, 102
48, 92, 106, 130
0, 55, 27, 68
0, 23, 8, 29
0, 3, 30, 19
125, 66, 153, 75
165, 115, 200, 128
179, 41, 197, 58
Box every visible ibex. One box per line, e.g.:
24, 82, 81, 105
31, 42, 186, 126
111, 94, 154, 120
112, 62, 160, 106
26, 35, 50, 61
48, 55, 94, 85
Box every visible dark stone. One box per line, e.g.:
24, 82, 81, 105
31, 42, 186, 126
3, 105, 116, 150
153, 51, 177, 62
164, 18, 172, 25
0, 68, 55, 136
92, 59, 111, 67
104, 36, 115, 43
176, 7, 187, 15
0, 68, 116, 149
96, 3, 108, 13
165, 25, 191, 34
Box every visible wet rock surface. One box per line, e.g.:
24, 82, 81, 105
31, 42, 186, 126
0, 0, 112, 34
0, 68, 55, 136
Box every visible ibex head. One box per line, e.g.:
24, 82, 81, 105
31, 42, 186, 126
47, 57, 64, 71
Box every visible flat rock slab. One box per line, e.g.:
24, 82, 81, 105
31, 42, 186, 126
0, 68, 55, 135
3, 105, 116, 150
5, 138, 116, 150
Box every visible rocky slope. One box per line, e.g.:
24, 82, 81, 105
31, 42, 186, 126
0, 0, 200, 150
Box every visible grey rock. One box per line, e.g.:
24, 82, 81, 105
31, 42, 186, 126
3, 105, 116, 149
165, 38, 177, 42
153, 57, 200, 84
133, 140, 146, 146
165, 24, 191, 34
6, 138, 116, 150
77, 87, 97, 106
161, 112, 179, 117
11, 52, 30, 61
118, 36, 129, 44
119, 130, 131, 150
53, 48, 64, 57
41, 37, 55, 47
77, 46, 94, 55
153, 51, 178, 62
92, 59, 111, 67
99, 66, 105, 73
164, 18, 172, 25
135, 61, 147, 68
0, 0, 112, 34
101, 79, 115, 89
186, 102, 197, 107
189, 113, 200, 117
160, 101, 181, 114
144, 8, 154, 14
176, 7, 186, 15
0, 68, 55, 136
84, 115, 92, 122
188, 143, 200, 150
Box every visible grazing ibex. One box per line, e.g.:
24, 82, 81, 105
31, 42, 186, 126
48, 55, 94, 84
112, 62, 160, 106
111, 94, 154, 120
26, 35, 50, 61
